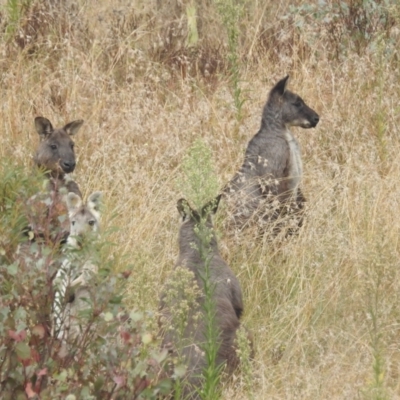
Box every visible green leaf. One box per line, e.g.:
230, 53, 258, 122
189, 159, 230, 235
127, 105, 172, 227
151, 348, 168, 364
129, 311, 143, 322
79, 386, 91, 397
141, 333, 152, 344
55, 370, 68, 382
103, 312, 113, 322
94, 377, 104, 393
173, 364, 187, 379
15, 342, 30, 360
0, 306, 10, 322
157, 378, 173, 394
7, 263, 18, 275
109, 295, 123, 304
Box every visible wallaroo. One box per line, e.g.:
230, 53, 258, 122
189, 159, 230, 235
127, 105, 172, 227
224, 75, 319, 235
24, 117, 85, 244
34, 116, 83, 197
53, 191, 102, 344
159, 195, 244, 399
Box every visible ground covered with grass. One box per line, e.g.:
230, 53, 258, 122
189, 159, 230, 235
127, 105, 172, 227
1, 0, 400, 398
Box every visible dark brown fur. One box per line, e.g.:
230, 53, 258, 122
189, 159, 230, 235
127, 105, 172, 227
24, 117, 84, 244
34, 116, 83, 197
160, 196, 243, 399
224, 76, 319, 234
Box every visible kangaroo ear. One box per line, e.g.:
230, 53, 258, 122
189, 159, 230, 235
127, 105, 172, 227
64, 120, 84, 136
177, 198, 191, 220
66, 192, 83, 215
201, 194, 221, 217
35, 117, 53, 138
87, 191, 103, 218
270, 75, 289, 97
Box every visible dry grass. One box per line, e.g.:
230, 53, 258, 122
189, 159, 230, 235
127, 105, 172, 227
1, 0, 400, 398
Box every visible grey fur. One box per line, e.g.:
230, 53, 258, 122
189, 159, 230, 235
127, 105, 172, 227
224, 76, 319, 232
160, 196, 243, 399
53, 191, 102, 342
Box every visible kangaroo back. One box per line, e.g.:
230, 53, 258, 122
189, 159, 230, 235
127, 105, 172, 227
160, 196, 243, 398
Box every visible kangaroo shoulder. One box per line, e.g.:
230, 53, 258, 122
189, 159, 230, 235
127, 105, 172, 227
248, 132, 289, 157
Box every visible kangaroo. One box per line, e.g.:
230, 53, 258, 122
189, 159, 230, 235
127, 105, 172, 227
160, 196, 244, 399
24, 117, 84, 245
53, 191, 102, 343
34, 116, 83, 197
224, 76, 319, 234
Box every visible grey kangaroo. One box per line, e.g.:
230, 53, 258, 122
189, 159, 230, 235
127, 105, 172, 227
224, 75, 319, 233
53, 191, 102, 343
160, 195, 244, 399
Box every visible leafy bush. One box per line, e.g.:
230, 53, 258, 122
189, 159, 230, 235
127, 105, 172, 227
0, 160, 171, 399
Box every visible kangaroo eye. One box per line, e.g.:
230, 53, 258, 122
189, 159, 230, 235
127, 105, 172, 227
50, 144, 57, 150
88, 220, 95, 226
294, 99, 302, 107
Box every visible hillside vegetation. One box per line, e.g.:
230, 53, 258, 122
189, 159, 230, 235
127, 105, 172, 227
1, 0, 400, 398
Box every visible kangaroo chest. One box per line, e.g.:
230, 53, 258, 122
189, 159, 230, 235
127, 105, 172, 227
284, 130, 303, 193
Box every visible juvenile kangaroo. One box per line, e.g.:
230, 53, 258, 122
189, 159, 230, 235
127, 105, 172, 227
53, 191, 102, 342
224, 76, 319, 233
160, 195, 244, 399
25, 117, 84, 245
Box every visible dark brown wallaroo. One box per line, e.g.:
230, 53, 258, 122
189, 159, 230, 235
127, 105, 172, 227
160, 196, 244, 399
34, 116, 83, 197
224, 75, 319, 233
24, 117, 85, 244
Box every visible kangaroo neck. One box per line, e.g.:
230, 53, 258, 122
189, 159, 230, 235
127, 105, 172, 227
47, 175, 68, 193
260, 103, 286, 133
42, 168, 66, 181
179, 225, 219, 259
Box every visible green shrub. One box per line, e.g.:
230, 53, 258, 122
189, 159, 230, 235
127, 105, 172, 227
0, 160, 171, 398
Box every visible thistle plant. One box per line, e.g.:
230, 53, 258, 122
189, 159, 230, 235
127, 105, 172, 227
178, 139, 223, 399
235, 325, 254, 399
178, 139, 219, 211
215, 0, 246, 120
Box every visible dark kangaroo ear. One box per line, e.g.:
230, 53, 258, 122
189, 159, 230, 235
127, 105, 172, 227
201, 194, 221, 217
177, 198, 191, 219
270, 75, 289, 97
64, 120, 84, 136
35, 117, 53, 138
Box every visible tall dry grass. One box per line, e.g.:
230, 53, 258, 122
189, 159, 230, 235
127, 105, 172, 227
1, 0, 400, 398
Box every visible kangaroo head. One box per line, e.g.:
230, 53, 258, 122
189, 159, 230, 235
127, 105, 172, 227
66, 191, 102, 247
34, 117, 84, 176
177, 195, 221, 251
268, 76, 320, 129
177, 195, 221, 224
